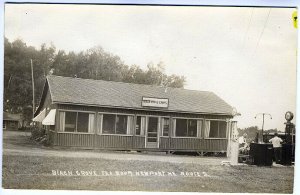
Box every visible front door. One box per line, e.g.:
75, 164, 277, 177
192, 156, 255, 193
146, 117, 159, 148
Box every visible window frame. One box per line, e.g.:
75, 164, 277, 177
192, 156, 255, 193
161, 117, 171, 137
102, 113, 117, 134
64, 111, 77, 132
135, 115, 147, 137
172, 117, 203, 138
205, 119, 228, 139
58, 109, 96, 134
98, 112, 135, 136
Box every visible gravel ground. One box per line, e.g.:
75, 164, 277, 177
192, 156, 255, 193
1, 131, 295, 193
2, 154, 294, 192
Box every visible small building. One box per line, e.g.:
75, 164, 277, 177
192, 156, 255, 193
3, 112, 22, 131
33, 75, 238, 154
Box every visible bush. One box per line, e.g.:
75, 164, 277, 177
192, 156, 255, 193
29, 126, 52, 146
30, 127, 46, 140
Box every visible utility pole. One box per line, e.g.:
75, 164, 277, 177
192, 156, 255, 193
255, 113, 272, 142
31, 59, 35, 119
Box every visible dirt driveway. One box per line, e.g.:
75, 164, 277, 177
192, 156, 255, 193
2, 131, 295, 193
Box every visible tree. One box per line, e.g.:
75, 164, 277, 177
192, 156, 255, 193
4, 37, 186, 123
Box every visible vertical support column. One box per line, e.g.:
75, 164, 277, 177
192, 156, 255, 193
133, 114, 137, 149
202, 118, 206, 140
54, 107, 59, 146
226, 120, 231, 158
144, 116, 148, 148
157, 117, 161, 148
93, 111, 97, 149
168, 117, 173, 151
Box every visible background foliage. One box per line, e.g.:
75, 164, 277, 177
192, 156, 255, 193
4, 38, 186, 124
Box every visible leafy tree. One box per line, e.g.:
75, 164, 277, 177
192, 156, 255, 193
4, 38, 186, 124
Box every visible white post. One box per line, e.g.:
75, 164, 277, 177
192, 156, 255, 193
226, 121, 231, 158
230, 140, 239, 165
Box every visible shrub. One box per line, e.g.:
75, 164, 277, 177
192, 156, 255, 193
30, 127, 46, 141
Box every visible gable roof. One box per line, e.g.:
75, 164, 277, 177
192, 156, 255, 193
40, 75, 234, 116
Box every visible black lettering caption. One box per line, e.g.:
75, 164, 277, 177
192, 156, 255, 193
52, 170, 211, 177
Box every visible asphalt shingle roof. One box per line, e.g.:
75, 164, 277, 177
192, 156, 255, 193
47, 75, 234, 115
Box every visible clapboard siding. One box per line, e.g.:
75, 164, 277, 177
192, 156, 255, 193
52, 132, 227, 151
56, 133, 94, 148
169, 138, 201, 150
159, 137, 227, 151
202, 139, 227, 151
95, 135, 145, 149
159, 137, 170, 149
132, 136, 146, 148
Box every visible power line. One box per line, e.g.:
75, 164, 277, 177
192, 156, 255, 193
242, 8, 254, 51
252, 8, 271, 58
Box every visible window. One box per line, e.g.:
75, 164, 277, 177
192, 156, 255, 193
102, 114, 115, 134
60, 111, 95, 133
77, 113, 89, 132
162, 118, 170, 136
3, 122, 6, 129
208, 120, 227, 138
116, 115, 127, 134
175, 119, 198, 137
102, 114, 132, 135
176, 119, 187, 136
135, 116, 146, 136
65, 112, 77, 132
187, 120, 197, 137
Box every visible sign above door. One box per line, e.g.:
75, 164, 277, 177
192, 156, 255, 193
141, 97, 169, 108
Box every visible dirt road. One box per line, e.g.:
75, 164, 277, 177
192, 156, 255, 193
2, 131, 295, 193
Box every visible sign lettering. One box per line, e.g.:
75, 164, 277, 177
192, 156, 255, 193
141, 97, 169, 108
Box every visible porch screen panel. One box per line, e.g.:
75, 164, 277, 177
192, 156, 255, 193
207, 120, 227, 138
88, 114, 95, 133
160, 118, 164, 136
136, 116, 146, 136
176, 119, 187, 136
162, 118, 170, 136
59, 111, 65, 132
204, 120, 210, 138
197, 120, 202, 138
116, 115, 127, 134
127, 115, 134, 135
102, 114, 115, 134
219, 121, 227, 138
136, 116, 141, 135
140, 116, 146, 136
209, 121, 219, 138
97, 114, 103, 134
77, 112, 89, 132
187, 119, 197, 137
65, 112, 76, 132
172, 119, 176, 137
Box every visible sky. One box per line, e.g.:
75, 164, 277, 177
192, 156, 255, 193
4, 4, 298, 131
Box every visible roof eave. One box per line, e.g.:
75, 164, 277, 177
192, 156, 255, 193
53, 101, 234, 117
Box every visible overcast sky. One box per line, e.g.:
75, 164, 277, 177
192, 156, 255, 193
4, 4, 297, 130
